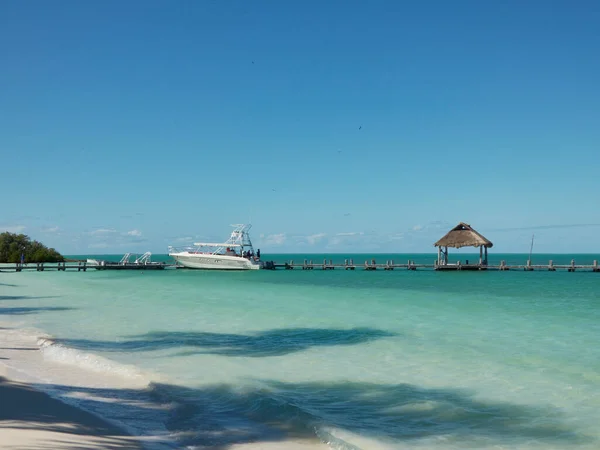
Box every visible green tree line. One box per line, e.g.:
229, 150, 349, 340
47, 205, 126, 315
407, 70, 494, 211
0, 232, 65, 263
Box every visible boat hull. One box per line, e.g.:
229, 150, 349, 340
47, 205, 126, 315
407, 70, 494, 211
170, 252, 262, 270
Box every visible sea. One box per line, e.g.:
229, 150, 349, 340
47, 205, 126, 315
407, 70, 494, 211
1, 252, 599, 450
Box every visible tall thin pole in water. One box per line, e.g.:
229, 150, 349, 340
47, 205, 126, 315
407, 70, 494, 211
529, 234, 535, 264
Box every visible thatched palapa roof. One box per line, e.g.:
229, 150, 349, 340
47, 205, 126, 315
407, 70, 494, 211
434, 223, 493, 249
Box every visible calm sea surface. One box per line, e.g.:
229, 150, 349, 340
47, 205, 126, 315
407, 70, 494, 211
1, 253, 599, 449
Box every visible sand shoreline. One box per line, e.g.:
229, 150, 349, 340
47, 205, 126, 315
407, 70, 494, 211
0, 335, 145, 449
0, 317, 325, 450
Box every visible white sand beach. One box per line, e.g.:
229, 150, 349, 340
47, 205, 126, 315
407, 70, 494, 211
0, 332, 144, 449
0, 322, 325, 450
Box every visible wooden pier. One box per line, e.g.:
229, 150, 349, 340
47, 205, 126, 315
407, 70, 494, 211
1, 259, 598, 273
0, 262, 92, 272
0, 261, 175, 272
272, 258, 600, 272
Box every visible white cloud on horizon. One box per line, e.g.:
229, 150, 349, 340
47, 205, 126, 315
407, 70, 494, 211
41, 226, 60, 233
306, 233, 327, 245
263, 233, 286, 245
0, 225, 26, 233
412, 225, 424, 231
89, 228, 118, 235
327, 237, 344, 246
327, 232, 366, 247
80, 227, 149, 250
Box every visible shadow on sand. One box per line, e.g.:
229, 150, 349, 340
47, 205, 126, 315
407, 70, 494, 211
51, 327, 396, 358
5, 378, 592, 450
0, 376, 142, 449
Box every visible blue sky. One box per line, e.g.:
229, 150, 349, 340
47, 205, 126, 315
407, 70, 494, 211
1, 0, 600, 254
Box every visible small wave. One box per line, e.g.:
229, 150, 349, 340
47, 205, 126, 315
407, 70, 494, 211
316, 427, 398, 450
145, 382, 375, 450
38, 337, 147, 380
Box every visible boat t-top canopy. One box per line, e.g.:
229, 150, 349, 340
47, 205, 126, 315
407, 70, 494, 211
169, 224, 257, 256
193, 243, 241, 247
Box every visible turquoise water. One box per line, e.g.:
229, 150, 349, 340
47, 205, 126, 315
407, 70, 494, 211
1, 253, 600, 449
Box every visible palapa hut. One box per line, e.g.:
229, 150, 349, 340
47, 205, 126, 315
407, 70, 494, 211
434, 222, 493, 266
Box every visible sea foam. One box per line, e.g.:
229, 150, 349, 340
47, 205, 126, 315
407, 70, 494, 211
38, 337, 147, 380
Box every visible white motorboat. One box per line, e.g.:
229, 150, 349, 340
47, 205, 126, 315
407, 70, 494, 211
168, 224, 263, 270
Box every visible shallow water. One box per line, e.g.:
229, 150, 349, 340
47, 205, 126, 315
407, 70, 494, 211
1, 253, 599, 449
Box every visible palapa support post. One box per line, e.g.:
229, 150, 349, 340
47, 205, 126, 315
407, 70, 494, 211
479, 246, 483, 265
593, 260, 599, 272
